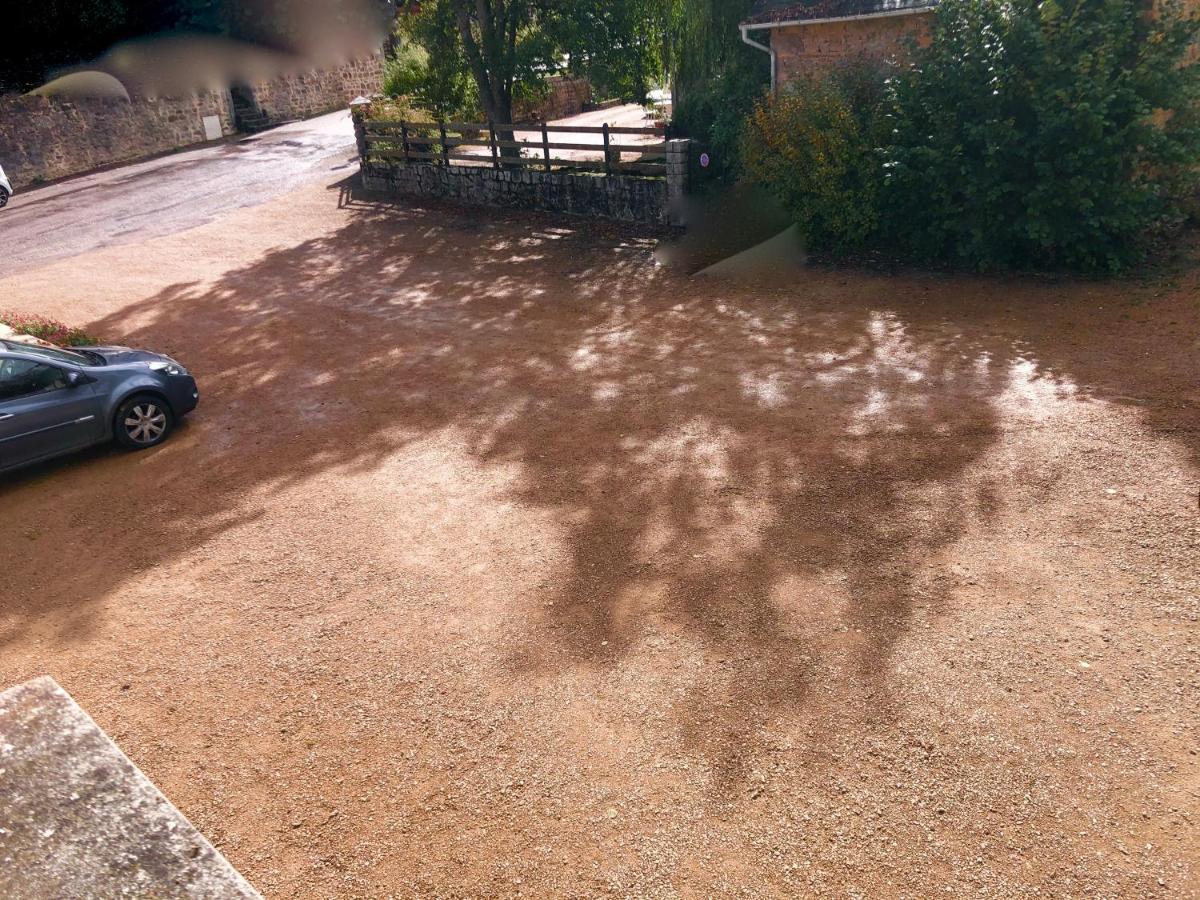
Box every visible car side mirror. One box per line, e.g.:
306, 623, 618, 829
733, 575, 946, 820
66, 371, 94, 388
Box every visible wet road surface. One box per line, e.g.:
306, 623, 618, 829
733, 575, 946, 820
0, 111, 358, 275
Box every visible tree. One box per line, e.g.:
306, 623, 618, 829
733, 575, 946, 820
447, 0, 535, 126
549, 0, 668, 101
384, 29, 478, 120
665, 0, 769, 181
391, 0, 668, 135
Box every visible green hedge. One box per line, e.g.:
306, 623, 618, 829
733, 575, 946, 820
743, 0, 1199, 272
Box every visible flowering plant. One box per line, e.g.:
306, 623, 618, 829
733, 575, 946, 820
0, 311, 98, 347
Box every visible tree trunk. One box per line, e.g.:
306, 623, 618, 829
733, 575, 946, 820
454, 0, 521, 161
487, 96, 520, 162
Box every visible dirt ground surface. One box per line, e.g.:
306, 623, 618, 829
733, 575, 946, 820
1, 161, 1197, 898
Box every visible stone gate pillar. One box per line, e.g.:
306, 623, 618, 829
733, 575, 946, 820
665, 138, 690, 228
349, 96, 372, 161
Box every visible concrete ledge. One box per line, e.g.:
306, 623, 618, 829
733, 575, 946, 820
0, 677, 259, 899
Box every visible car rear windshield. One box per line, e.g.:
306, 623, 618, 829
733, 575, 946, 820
0, 341, 102, 367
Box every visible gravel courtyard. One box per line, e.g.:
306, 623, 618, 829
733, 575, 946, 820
1, 174, 1197, 897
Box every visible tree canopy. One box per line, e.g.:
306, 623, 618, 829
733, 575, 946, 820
390, 0, 669, 125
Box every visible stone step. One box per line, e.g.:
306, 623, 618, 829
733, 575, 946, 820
0, 677, 261, 898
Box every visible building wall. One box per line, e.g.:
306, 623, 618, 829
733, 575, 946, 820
249, 54, 383, 125
512, 75, 593, 123
0, 91, 235, 190
772, 13, 933, 88
0, 56, 382, 190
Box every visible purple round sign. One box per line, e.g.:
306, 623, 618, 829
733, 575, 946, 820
699, 152, 711, 168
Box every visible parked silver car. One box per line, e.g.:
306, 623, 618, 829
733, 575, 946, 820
0, 164, 11, 208
0, 340, 199, 474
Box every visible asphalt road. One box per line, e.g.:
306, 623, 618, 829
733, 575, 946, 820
0, 111, 359, 275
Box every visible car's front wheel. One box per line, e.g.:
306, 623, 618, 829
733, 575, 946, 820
0, 189, 9, 209
114, 395, 174, 450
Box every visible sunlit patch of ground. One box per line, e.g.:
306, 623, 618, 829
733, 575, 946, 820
1, 182, 1196, 898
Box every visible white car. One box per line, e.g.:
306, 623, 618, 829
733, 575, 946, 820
0, 164, 11, 208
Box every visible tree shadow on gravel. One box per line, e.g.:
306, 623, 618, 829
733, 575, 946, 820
2, 185, 1195, 789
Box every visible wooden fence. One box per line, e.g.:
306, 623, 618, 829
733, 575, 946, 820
362, 119, 669, 178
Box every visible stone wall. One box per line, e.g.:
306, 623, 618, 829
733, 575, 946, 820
248, 55, 383, 125
361, 160, 670, 226
773, 13, 932, 87
0, 91, 234, 190
0, 56, 381, 190
513, 75, 593, 123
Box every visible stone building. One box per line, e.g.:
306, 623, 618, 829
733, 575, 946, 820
0, 56, 382, 190
739, 0, 937, 91
741, 0, 1199, 90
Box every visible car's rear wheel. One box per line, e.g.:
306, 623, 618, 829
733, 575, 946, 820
114, 395, 174, 450
0, 189, 9, 209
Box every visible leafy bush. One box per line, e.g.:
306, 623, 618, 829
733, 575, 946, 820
0, 311, 97, 347
383, 34, 477, 121
676, 64, 771, 183
669, 0, 771, 183
883, 0, 1200, 272
742, 62, 888, 252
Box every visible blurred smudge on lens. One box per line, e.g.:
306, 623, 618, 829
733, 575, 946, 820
28, 71, 131, 101
656, 181, 804, 278
29, 0, 390, 99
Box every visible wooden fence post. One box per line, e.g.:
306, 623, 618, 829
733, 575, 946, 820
439, 122, 449, 166
488, 121, 499, 169
602, 123, 612, 175
400, 121, 410, 164
541, 122, 551, 173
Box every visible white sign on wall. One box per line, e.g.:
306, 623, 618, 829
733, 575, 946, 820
201, 115, 222, 141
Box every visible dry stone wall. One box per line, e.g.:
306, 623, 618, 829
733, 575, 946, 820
513, 76, 593, 122
248, 55, 383, 125
0, 91, 234, 190
361, 161, 670, 226
0, 56, 381, 190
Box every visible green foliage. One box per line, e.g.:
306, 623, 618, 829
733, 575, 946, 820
742, 63, 888, 251
394, 1, 557, 124
550, 0, 668, 101
393, 0, 669, 124
743, 0, 1198, 272
676, 63, 770, 183
883, 0, 1200, 272
384, 26, 477, 120
667, 0, 769, 181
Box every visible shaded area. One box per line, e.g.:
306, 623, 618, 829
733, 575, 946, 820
1, 188, 1197, 784
655, 180, 795, 274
